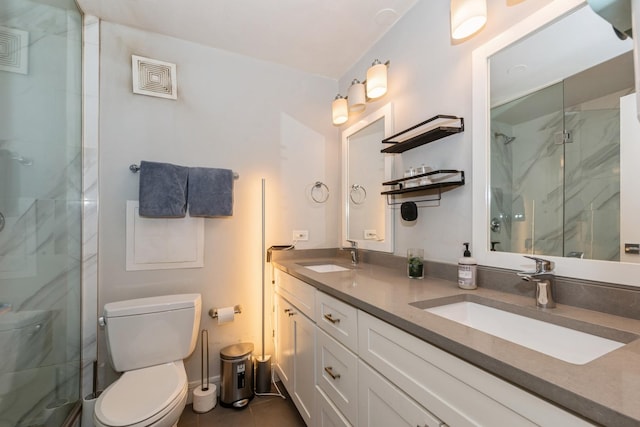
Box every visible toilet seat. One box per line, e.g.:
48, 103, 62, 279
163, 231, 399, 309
94, 361, 187, 427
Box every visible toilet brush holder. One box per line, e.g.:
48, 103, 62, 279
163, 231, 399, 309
255, 355, 271, 394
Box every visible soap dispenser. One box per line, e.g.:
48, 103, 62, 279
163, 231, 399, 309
458, 243, 477, 290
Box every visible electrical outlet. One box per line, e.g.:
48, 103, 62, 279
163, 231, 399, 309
293, 230, 309, 241
364, 229, 377, 240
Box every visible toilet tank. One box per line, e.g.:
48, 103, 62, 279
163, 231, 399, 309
103, 294, 201, 372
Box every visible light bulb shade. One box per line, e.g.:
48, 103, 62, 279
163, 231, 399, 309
347, 80, 366, 113
332, 96, 348, 125
366, 62, 387, 99
450, 0, 487, 40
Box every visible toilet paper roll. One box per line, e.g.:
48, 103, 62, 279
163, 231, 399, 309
192, 385, 216, 413
217, 306, 235, 324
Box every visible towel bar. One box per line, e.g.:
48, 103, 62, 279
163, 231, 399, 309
129, 163, 239, 180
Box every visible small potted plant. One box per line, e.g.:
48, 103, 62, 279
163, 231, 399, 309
407, 248, 424, 279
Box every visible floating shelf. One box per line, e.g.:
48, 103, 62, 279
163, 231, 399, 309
381, 170, 465, 196
381, 115, 464, 154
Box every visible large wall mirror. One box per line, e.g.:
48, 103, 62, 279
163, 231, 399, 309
472, 0, 640, 286
341, 103, 394, 252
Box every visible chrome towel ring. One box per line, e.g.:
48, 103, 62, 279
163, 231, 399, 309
311, 181, 329, 203
350, 184, 367, 205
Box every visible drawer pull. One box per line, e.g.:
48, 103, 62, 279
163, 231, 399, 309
284, 308, 291, 313
324, 366, 341, 380
288, 311, 297, 317
323, 313, 341, 324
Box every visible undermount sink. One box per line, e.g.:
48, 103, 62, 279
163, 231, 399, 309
302, 263, 350, 273
414, 298, 630, 365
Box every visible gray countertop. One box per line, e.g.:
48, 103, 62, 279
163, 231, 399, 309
273, 254, 640, 427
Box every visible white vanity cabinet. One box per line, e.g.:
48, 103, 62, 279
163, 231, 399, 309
274, 270, 316, 426
275, 269, 596, 427
358, 310, 595, 427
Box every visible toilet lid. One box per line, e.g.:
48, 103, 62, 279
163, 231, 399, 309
95, 362, 186, 426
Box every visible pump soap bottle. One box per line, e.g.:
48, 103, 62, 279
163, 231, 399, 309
458, 243, 477, 290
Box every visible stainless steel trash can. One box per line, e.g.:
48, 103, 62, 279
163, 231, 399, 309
220, 342, 254, 408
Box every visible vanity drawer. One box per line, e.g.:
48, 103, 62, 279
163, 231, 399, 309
316, 328, 358, 425
357, 310, 594, 427
316, 291, 358, 352
275, 269, 316, 320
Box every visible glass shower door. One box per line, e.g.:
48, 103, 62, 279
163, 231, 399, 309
490, 82, 565, 256
0, 0, 82, 426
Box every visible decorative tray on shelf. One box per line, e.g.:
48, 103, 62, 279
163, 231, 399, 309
381, 169, 465, 195
381, 115, 464, 154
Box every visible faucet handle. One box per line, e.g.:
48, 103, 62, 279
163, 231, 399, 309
346, 239, 358, 248
523, 256, 554, 273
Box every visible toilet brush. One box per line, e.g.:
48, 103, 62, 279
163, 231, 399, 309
192, 329, 216, 413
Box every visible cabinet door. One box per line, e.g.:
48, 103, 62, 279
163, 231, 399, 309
358, 360, 443, 427
317, 386, 352, 427
275, 294, 293, 391
291, 306, 316, 426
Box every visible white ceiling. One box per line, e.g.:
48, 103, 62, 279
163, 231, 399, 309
76, 0, 419, 79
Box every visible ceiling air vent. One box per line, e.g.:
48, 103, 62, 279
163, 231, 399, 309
132, 55, 177, 100
0, 26, 29, 75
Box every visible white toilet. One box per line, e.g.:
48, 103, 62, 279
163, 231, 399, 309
94, 294, 202, 427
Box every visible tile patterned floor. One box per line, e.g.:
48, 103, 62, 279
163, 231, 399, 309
178, 385, 305, 427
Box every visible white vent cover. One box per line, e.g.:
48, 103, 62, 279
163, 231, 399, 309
0, 26, 29, 75
132, 55, 177, 100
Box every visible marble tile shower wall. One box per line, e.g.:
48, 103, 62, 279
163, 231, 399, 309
491, 106, 620, 260
0, 2, 90, 426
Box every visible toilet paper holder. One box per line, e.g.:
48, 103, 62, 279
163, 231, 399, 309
208, 305, 242, 319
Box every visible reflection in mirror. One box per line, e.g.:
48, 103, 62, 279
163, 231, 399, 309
472, 0, 640, 285
490, 52, 634, 261
342, 103, 394, 252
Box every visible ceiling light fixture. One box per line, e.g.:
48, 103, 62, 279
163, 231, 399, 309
450, 0, 487, 40
332, 59, 390, 126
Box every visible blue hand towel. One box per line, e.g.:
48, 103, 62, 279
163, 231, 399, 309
138, 161, 189, 218
188, 167, 234, 217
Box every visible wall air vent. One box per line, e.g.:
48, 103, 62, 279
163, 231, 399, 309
131, 55, 177, 100
0, 26, 29, 75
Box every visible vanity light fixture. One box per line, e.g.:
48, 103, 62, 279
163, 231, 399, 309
366, 59, 388, 99
348, 79, 367, 113
332, 95, 349, 125
450, 0, 487, 40
331, 59, 390, 125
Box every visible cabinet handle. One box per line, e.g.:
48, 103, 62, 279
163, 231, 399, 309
324, 366, 341, 380
323, 313, 341, 324
284, 308, 291, 313
288, 311, 297, 317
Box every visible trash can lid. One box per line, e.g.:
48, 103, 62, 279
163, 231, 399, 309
220, 342, 254, 360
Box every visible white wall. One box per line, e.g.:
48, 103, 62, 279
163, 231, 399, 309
97, 22, 339, 384
337, 0, 553, 263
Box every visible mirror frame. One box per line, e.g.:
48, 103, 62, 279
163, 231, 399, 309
472, 0, 640, 287
341, 103, 395, 252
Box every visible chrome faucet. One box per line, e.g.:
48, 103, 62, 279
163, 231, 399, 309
345, 240, 359, 265
517, 256, 556, 309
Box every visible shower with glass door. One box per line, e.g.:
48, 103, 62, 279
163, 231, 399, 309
490, 51, 634, 261
0, 0, 83, 426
